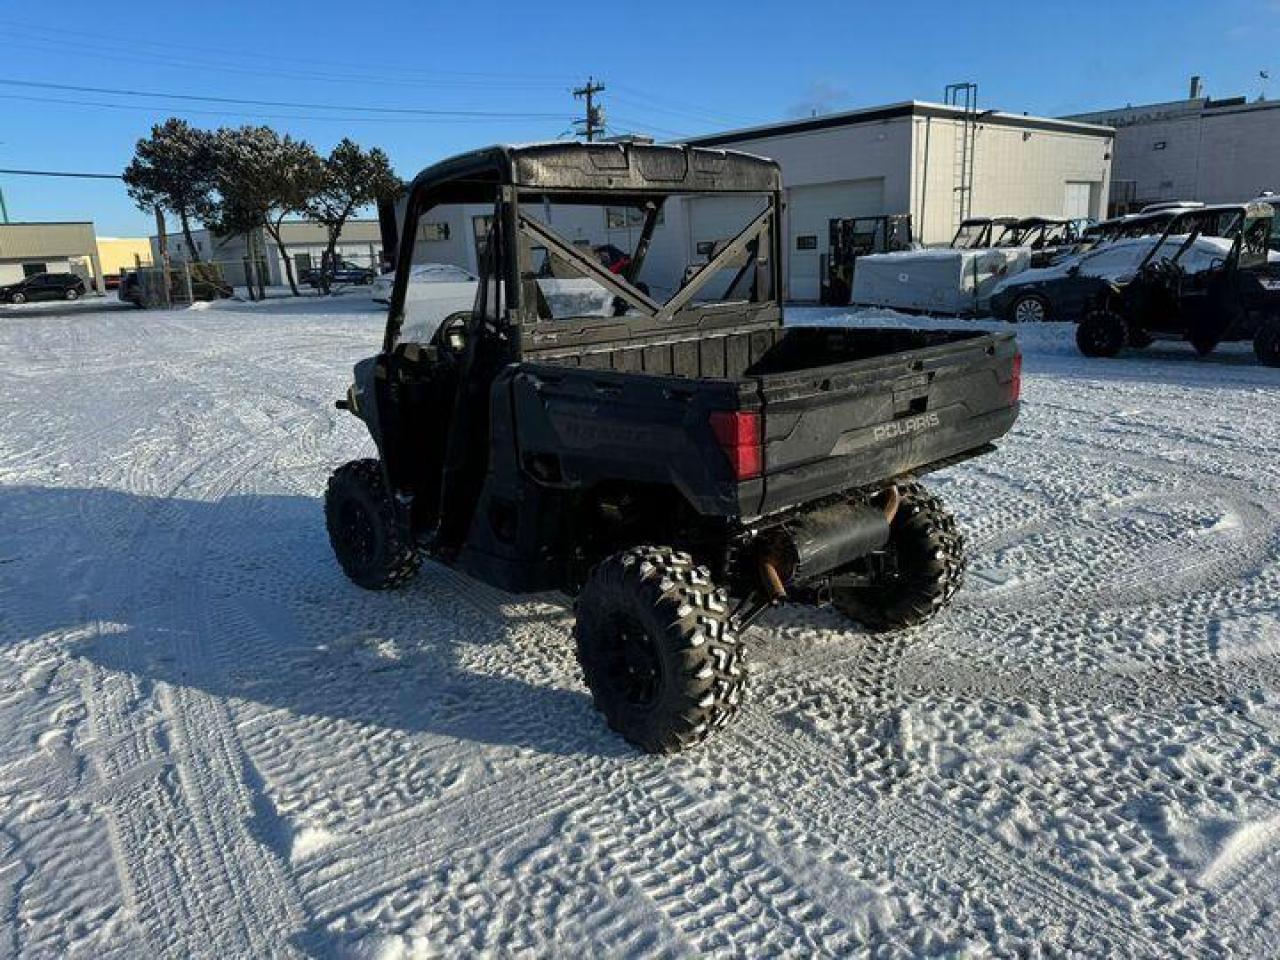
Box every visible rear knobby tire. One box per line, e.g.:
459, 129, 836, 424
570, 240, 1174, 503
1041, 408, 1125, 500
1076, 307, 1127, 358
1254, 319, 1280, 367
574, 546, 746, 754
324, 458, 421, 590
830, 482, 966, 632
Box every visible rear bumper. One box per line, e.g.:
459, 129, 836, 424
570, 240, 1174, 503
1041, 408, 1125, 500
752, 403, 1019, 518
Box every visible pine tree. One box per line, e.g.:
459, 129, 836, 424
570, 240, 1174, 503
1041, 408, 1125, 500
123, 119, 217, 262
306, 139, 402, 295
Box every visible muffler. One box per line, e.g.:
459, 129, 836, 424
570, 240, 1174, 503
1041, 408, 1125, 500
758, 490, 899, 598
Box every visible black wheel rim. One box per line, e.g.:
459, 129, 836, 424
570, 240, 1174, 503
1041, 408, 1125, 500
1015, 297, 1044, 323
338, 498, 377, 566
604, 615, 663, 707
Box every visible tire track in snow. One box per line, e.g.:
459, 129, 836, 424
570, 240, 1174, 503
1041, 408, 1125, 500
730, 709, 1168, 956
77, 404, 318, 954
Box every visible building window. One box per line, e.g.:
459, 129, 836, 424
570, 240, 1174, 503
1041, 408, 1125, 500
22, 262, 48, 277
795, 235, 818, 250
695, 241, 715, 256
1153, 140, 1167, 150
418, 221, 451, 241
605, 206, 664, 230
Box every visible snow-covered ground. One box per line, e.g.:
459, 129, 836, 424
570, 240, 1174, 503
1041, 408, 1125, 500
1, 297, 1278, 957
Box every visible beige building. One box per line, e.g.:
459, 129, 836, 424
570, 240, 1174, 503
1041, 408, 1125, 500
96, 236, 153, 278
0, 221, 104, 291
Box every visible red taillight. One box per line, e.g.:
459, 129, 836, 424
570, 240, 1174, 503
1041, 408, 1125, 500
1004, 353, 1023, 403
709, 410, 763, 480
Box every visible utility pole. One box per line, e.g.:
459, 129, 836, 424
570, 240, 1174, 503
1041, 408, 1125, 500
573, 77, 606, 142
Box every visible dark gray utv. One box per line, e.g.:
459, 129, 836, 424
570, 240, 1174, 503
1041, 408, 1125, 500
326, 142, 1022, 753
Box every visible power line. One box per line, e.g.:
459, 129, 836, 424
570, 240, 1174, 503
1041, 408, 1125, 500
0, 92, 545, 125
0, 78, 567, 120
0, 167, 122, 179
3, 31, 572, 94
0, 19, 578, 88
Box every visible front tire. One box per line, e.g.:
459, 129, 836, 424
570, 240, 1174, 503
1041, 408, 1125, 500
324, 459, 421, 589
1011, 293, 1050, 324
575, 546, 745, 753
830, 483, 966, 632
1076, 307, 1127, 357
10, 292, 26, 305
66, 288, 80, 301
1256, 318, 1280, 367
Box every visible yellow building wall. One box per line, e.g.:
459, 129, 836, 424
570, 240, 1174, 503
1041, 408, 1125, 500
96, 237, 153, 275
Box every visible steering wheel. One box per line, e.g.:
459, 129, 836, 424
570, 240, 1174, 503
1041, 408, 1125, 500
435, 311, 471, 355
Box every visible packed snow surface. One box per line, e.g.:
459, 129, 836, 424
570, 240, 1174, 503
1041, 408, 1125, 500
2, 296, 1279, 957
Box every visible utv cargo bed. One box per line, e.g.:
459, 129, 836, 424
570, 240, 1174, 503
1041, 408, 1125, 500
521, 325, 1020, 519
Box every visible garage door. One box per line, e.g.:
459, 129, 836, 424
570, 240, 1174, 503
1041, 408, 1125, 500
1063, 181, 1093, 220
786, 179, 885, 301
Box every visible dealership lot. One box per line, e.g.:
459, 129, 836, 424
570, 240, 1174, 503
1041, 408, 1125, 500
1, 298, 1277, 956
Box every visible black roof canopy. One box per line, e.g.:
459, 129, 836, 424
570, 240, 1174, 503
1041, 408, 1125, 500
406, 142, 781, 200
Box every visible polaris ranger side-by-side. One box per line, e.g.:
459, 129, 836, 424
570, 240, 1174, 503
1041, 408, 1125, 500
1076, 201, 1280, 364
325, 143, 1022, 753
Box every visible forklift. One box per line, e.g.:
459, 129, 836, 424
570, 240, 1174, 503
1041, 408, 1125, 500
819, 214, 913, 306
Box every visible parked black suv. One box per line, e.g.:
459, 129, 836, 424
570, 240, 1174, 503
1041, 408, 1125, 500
324, 143, 1022, 753
303, 260, 375, 287
0, 272, 86, 304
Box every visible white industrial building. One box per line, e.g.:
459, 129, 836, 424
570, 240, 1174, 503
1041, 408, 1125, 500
1066, 80, 1280, 213
151, 219, 383, 287
395, 101, 1114, 302
685, 102, 1113, 299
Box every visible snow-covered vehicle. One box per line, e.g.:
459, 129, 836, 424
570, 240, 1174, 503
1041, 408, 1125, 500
324, 142, 1022, 753
1074, 201, 1280, 364
991, 204, 1257, 325
371, 263, 477, 304
851, 245, 1030, 315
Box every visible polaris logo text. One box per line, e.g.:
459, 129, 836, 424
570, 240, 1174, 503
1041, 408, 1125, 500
874, 412, 940, 441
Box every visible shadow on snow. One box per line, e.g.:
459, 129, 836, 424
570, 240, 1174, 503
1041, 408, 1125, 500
0, 483, 631, 760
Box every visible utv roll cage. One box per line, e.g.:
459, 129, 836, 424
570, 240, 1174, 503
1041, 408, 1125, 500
1009, 217, 1080, 250
384, 142, 784, 359
950, 216, 1019, 250
1131, 202, 1262, 277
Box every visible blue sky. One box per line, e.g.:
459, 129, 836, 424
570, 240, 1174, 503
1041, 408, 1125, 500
2, 0, 1279, 235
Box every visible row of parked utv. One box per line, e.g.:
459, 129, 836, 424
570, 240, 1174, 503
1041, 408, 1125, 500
988, 200, 1280, 366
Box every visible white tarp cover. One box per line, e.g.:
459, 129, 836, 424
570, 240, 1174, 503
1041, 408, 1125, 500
851, 247, 1032, 315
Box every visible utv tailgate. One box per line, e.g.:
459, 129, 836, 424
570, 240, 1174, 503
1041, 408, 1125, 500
749, 327, 1020, 516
